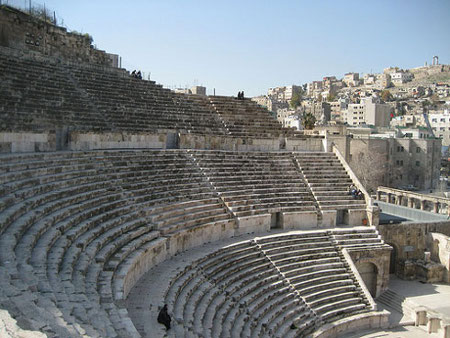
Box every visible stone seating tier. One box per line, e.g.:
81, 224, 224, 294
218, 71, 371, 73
165, 229, 384, 337
295, 152, 368, 212
1, 47, 310, 139
0, 149, 378, 337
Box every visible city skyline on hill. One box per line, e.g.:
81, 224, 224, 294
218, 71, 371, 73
14, 0, 450, 97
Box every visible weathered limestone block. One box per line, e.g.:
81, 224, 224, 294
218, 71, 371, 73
236, 214, 270, 235
281, 211, 318, 229
321, 210, 337, 227
68, 132, 166, 150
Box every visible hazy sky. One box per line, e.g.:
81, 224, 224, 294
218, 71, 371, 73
10, 0, 450, 96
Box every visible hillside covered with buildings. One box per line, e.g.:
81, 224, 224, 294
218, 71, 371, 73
253, 62, 450, 193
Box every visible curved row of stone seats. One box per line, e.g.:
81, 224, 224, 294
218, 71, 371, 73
0, 47, 108, 132
67, 63, 229, 135
295, 152, 367, 211
0, 150, 234, 337
208, 96, 304, 138
330, 228, 392, 251
256, 233, 371, 324
164, 241, 317, 338
188, 150, 318, 217
1, 46, 319, 139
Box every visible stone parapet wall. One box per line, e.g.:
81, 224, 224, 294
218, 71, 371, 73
0, 131, 55, 152
0, 5, 118, 66
68, 131, 167, 150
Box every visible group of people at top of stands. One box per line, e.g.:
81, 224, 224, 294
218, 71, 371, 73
348, 184, 363, 200
237, 91, 245, 99
131, 70, 142, 79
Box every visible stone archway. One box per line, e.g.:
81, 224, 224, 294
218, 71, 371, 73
357, 262, 378, 297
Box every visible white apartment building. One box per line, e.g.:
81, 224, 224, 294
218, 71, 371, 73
346, 104, 365, 126
390, 72, 413, 85
345, 98, 392, 127
428, 110, 450, 146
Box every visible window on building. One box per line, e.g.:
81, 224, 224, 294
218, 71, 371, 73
441, 127, 445, 131
432, 118, 437, 123
441, 118, 445, 122
416, 147, 421, 153
396, 160, 403, 166
416, 161, 420, 167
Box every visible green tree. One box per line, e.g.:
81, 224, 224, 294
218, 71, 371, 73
326, 93, 336, 102
289, 91, 303, 109
381, 89, 393, 102
302, 112, 316, 130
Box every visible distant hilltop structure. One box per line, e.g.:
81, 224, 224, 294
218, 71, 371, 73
0, 4, 119, 67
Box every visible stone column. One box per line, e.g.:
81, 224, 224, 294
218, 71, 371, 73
407, 197, 414, 208
376, 191, 381, 200
397, 195, 403, 206
420, 200, 426, 211
387, 193, 392, 204
433, 202, 439, 213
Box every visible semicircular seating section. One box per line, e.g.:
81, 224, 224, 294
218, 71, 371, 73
164, 241, 318, 338
0, 149, 234, 337
188, 150, 318, 218
295, 152, 367, 211
164, 229, 387, 338
255, 233, 371, 324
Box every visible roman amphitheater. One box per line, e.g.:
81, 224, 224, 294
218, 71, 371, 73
1, 5, 450, 338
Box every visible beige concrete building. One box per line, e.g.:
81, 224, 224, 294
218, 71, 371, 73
345, 98, 392, 127
343, 72, 360, 87
328, 133, 442, 191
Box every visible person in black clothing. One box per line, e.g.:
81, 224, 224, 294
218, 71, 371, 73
131, 70, 136, 78
157, 304, 171, 330
137, 71, 142, 79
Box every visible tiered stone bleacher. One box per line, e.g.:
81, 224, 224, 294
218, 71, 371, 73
0, 150, 234, 337
164, 229, 386, 338
1, 46, 313, 140
330, 228, 392, 252
0, 49, 108, 132
208, 96, 306, 138
67, 63, 229, 135
256, 233, 371, 324
188, 150, 318, 218
165, 241, 317, 338
295, 152, 367, 211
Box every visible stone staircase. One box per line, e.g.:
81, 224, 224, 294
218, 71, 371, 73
377, 289, 406, 314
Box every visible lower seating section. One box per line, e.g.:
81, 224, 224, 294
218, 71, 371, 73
256, 233, 371, 324
165, 241, 318, 338
0, 150, 233, 337
0, 149, 382, 337
165, 229, 386, 338
188, 150, 317, 218
295, 152, 367, 211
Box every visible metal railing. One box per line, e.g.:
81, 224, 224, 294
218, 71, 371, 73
1, 0, 63, 26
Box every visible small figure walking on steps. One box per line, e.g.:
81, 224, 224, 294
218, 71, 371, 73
157, 304, 171, 330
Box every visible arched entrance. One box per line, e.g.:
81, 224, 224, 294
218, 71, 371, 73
357, 262, 378, 297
